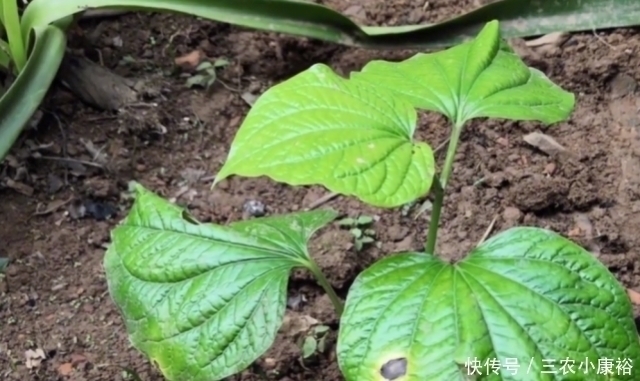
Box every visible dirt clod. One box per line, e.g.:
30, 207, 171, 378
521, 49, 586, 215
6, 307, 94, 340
502, 206, 523, 225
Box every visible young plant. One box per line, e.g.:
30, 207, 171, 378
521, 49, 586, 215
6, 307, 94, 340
104, 21, 640, 381
337, 215, 376, 251
301, 325, 331, 360
184, 59, 229, 89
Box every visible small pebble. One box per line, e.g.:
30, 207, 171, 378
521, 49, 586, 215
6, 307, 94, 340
544, 162, 556, 175
243, 199, 265, 217
503, 207, 523, 224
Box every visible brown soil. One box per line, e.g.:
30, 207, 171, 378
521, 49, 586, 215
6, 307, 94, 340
2, 1, 640, 380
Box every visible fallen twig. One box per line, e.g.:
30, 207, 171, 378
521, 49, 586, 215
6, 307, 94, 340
477, 215, 498, 246
305, 192, 339, 210
35, 155, 105, 169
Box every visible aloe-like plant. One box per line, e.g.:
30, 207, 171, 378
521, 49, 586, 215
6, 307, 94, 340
104, 21, 640, 381
2, 0, 635, 164
5, 0, 358, 162
0, 0, 471, 163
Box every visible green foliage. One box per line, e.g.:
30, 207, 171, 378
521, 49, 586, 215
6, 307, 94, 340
4, 0, 496, 163
353, 22, 574, 126
105, 20, 640, 381
184, 59, 229, 89
338, 228, 640, 380
0, 25, 65, 162
215, 22, 572, 205
214, 64, 436, 208
337, 215, 377, 251
1, 0, 26, 71
105, 184, 336, 381
301, 325, 331, 359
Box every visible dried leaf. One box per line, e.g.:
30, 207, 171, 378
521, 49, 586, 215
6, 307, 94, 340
523, 132, 567, 156
281, 312, 319, 337
4, 178, 34, 196
627, 288, 640, 305
25, 348, 46, 369
57, 363, 73, 376
33, 197, 74, 216
525, 32, 569, 47
175, 50, 205, 70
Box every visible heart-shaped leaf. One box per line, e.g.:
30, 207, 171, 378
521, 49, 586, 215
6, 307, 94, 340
337, 227, 640, 380
351, 21, 575, 126
104, 184, 336, 381
214, 63, 435, 208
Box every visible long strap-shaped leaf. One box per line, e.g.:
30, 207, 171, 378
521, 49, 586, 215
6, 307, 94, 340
21, 0, 640, 50
0, 25, 65, 162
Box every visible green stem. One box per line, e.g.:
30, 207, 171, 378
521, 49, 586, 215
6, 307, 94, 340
439, 122, 464, 189
424, 178, 443, 255
307, 260, 344, 317
424, 122, 465, 254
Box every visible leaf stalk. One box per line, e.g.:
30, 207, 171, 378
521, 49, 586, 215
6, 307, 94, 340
425, 122, 464, 254
307, 260, 344, 317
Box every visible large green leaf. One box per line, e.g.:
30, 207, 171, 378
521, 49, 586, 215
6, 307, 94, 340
2, 0, 26, 71
104, 184, 337, 381
361, 0, 640, 49
21, 0, 640, 50
338, 227, 640, 381
214, 64, 435, 208
0, 25, 65, 162
352, 21, 575, 127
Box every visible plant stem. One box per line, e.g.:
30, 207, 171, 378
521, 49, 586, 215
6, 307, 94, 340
424, 177, 443, 255
424, 122, 465, 254
439, 122, 464, 188
307, 260, 344, 317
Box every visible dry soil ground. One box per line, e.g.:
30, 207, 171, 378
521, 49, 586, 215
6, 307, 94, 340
2, 1, 640, 380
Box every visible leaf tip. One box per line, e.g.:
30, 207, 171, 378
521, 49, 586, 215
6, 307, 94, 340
478, 20, 500, 40
325, 208, 340, 219
128, 181, 148, 198
211, 166, 231, 190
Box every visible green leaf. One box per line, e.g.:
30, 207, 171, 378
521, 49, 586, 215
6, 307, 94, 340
350, 228, 363, 239
0, 39, 12, 68
352, 21, 575, 126
214, 58, 230, 68
337, 218, 356, 227
359, 236, 374, 244
0, 257, 8, 273
314, 325, 330, 335
0, 25, 65, 162
356, 215, 374, 225
2, 0, 26, 71
119, 366, 144, 381
318, 335, 328, 353
362, 0, 640, 49
205, 74, 217, 89
302, 336, 318, 359
196, 61, 213, 71
185, 74, 206, 88
22, 0, 640, 52
215, 64, 435, 208
104, 184, 336, 381
338, 227, 640, 380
